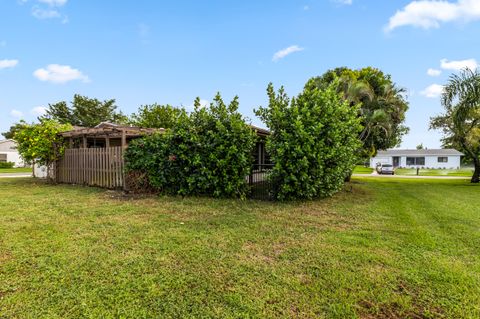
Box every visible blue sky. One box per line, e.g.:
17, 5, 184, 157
1, 0, 479, 148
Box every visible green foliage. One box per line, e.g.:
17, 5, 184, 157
129, 104, 187, 128
0, 162, 15, 169
312, 67, 409, 157
430, 68, 480, 183
416, 143, 424, 150
40, 94, 128, 127
2, 121, 28, 139
13, 120, 72, 167
255, 81, 362, 201
125, 94, 256, 198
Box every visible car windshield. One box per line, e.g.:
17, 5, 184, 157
383, 164, 393, 167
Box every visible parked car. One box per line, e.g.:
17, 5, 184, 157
377, 164, 395, 175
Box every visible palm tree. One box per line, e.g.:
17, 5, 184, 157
432, 68, 480, 183
338, 76, 407, 157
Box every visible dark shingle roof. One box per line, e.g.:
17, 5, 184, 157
376, 149, 463, 156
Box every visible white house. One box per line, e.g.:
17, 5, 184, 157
370, 149, 463, 169
0, 139, 24, 167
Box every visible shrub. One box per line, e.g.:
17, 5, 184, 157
125, 94, 256, 199
0, 162, 15, 169
255, 80, 362, 200
13, 120, 72, 167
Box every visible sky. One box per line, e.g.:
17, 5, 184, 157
1, 0, 479, 149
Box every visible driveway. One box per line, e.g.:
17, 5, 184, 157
0, 173, 33, 178
353, 173, 470, 180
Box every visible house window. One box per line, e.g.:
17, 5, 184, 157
0, 154, 7, 163
406, 157, 425, 165
438, 157, 448, 163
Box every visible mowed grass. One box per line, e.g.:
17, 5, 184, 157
395, 168, 474, 177
0, 167, 32, 174
0, 178, 479, 318
353, 165, 374, 174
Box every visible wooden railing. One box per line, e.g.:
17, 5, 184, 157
56, 147, 124, 189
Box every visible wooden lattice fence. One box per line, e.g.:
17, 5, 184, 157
56, 147, 125, 189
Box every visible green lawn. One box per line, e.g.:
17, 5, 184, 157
395, 168, 474, 177
0, 167, 32, 174
353, 165, 374, 174
0, 178, 479, 318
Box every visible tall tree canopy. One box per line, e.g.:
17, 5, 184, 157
40, 94, 127, 127
430, 69, 480, 183
129, 104, 186, 129
311, 67, 409, 157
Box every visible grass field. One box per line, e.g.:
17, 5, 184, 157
353, 165, 374, 174
395, 168, 474, 177
0, 178, 479, 318
0, 167, 32, 174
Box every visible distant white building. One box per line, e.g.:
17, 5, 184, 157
0, 139, 24, 167
370, 149, 463, 169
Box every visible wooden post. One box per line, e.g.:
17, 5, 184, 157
105, 136, 110, 148
121, 130, 127, 149
82, 135, 87, 185
69, 138, 73, 149
121, 130, 128, 191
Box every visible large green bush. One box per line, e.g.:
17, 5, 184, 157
255, 80, 362, 200
125, 94, 256, 198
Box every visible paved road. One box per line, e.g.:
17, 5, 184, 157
353, 173, 470, 180
0, 173, 32, 178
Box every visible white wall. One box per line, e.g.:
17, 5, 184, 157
34, 164, 48, 178
371, 155, 461, 169
422, 156, 460, 169
2, 151, 24, 167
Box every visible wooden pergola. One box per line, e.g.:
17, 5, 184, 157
59, 122, 164, 149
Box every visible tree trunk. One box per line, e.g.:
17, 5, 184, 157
472, 157, 480, 183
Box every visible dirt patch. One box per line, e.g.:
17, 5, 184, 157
239, 241, 287, 265
358, 281, 445, 319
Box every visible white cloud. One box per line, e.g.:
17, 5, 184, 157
0, 59, 19, 69
303, 5, 310, 11
33, 64, 90, 84
421, 84, 444, 98
440, 58, 478, 71
385, 0, 480, 32
272, 45, 304, 62
31, 106, 47, 116
427, 68, 442, 76
10, 109, 24, 118
184, 99, 209, 111
32, 6, 60, 19
38, 0, 67, 6
333, 0, 353, 4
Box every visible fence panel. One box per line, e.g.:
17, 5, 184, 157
56, 147, 124, 189
248, 164, 274, 200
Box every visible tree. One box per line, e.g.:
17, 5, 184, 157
125, 94, 256, 198
13, 120, 72, 179
129, 104, 186, 128
40, 94, 127, 127
255, 80, 362, 200
430, 69, 480, 183
312, 67, 409, 157
2, 121, 28, 139
416, 143, 424, 150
